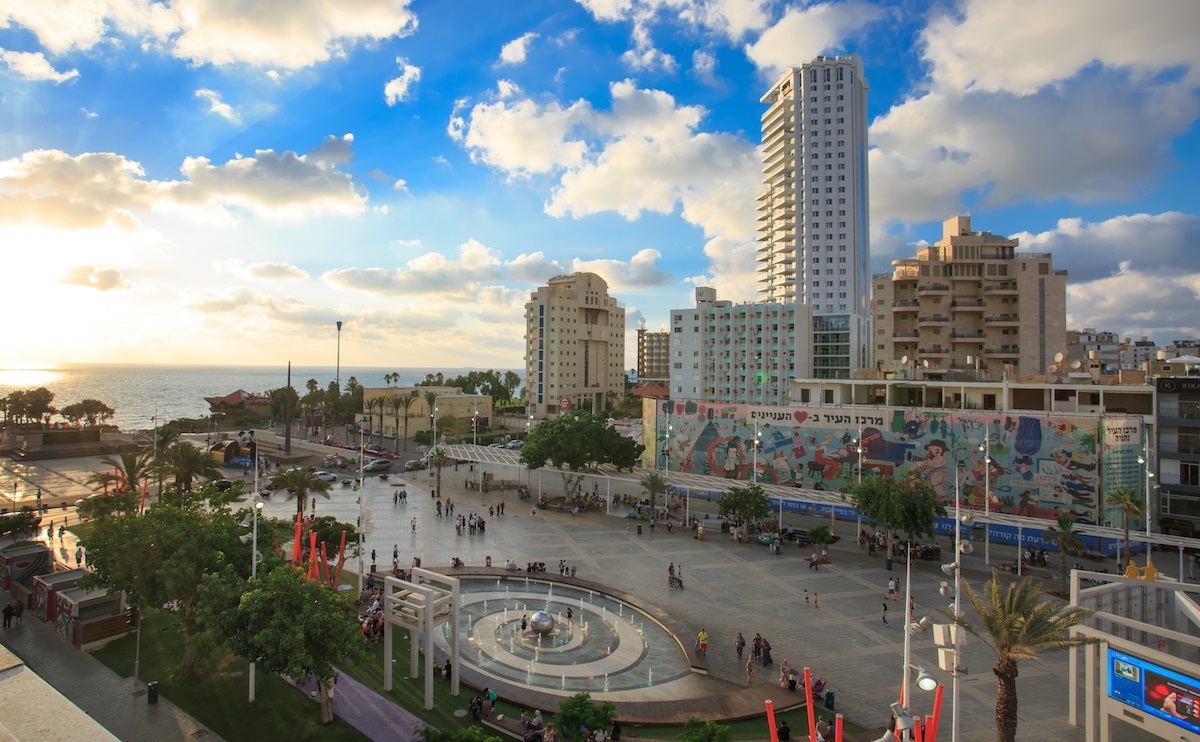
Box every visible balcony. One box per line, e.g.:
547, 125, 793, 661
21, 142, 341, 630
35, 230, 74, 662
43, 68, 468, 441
917, 283, 950, 294
892, 299, 919, 309
950, 331, 985, 342
950, 299, 985, 311
918, 314, 950, 325
984, 314, 1020, 325
985, 346, 1021, 356
893, 330, 919, 339
984, 283, 1019, 294
918, 347, 950, 356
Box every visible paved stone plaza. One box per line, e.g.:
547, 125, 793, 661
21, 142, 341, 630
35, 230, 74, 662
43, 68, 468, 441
2, 441, 1171, 741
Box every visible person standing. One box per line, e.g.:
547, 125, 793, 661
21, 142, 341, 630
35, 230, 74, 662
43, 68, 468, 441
696, 629, 708, 656
12, 601, 23, 625
813, 593, 819, 609
411, 517, 417, 534
74, 547, 83, 567
745, 656, 754, 685
887, 578, 897, 601
881, 602, 889, 626
735, 632, 746, 659
761, 637, 773, 666
2, 603, 13, 629
752, 633, 762, 660
393, 544, 399, 561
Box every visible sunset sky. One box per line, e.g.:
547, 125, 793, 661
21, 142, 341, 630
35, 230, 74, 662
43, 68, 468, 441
2, 0, 1198, 369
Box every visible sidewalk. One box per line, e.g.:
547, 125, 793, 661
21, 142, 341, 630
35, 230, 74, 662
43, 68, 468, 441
0, 605, 220, 741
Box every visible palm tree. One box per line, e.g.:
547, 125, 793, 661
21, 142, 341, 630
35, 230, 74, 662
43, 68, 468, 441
640, 472, 667, 513
1043, 513, 1086, 595
393, 395, 415, 451
368, 396, 389, 441
428, 447, 450, 498
88, 450, 154, 494
442, 417, 470, 443
1105, 487, 1145, 565
271, 465, 333, 519
157, 442, 221, 502
423, 390, 438, 445
941, 572, 1095, 742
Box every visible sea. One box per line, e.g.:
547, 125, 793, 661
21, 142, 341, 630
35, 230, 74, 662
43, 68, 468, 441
0, 364, 520, 433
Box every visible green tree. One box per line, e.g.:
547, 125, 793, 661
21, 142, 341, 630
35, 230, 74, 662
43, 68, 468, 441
442, 416, 470, 443
87, 450, 154, 495
717, 483, 772, 539
680, 717, 733, 742
81, 504, 251, 675
391, 394, 415, 452
519, 411, 644, 499
269, 385, 299, 423
428, 447, 451, 498
1043, 513, 1085, 595
501, 371, 522, 403
552, 692, 617, 742
76, 490, 140, 520
79, 399, 116, 427
201, 564, 366, 723
307, 515, 360, 582
939, 573, 1095, 742
640, 471, 667, 514
808, 525, 835, 560
842, 472, 945, 559
423, 391, 439, 442
0, 507, 40, 538
1104, 487, 1145, 565
22, 387, 56, 426
271, 465, 333, 518
157, 442, 221, 504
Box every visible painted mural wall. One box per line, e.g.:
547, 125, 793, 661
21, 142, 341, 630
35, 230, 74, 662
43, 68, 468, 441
646, 399, 1144, 527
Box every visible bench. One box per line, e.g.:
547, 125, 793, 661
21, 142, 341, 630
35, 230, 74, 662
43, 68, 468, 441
481, 715, 531, 740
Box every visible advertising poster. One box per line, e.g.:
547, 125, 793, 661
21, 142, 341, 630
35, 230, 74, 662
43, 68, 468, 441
653, 400, 1142, 526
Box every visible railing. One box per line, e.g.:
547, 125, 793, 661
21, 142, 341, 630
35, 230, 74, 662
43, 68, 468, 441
918, 283, 950, 292
984, 314, 1020, 322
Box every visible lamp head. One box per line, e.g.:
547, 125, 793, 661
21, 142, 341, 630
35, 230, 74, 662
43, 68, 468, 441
959, 540, 974, 555
889, 702, 915, 731
239, 533, 252, 545
915, 664, 938, 691
960, 513, 974, 527
941, 562, 958, 577
1138, 456, 1145, 465
939, 580, 951, 597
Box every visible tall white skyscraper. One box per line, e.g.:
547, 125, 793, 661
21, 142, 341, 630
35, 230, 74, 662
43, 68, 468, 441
757, 54, 871, 378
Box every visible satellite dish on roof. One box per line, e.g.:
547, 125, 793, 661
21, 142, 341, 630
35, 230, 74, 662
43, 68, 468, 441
901, 355, 909, 365
1071, 360, 1083, 370
1054, 352, 1065, 363
1047, 365, 1058, 373
1048, 374, 1059, 384
923, 360, 930, 368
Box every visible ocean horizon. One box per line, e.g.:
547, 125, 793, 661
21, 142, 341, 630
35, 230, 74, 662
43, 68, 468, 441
0, 363, 521, 433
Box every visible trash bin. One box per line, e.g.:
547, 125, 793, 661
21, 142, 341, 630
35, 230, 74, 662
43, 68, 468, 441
637, 524, 642, 535
824, 690, 835, 710
885, 558, 893, 571
147, 681, 159, 705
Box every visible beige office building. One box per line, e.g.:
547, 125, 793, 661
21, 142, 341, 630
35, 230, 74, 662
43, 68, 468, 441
873, 216, 1067, 378
637, 326, 670, 384
525, 272, 626, 418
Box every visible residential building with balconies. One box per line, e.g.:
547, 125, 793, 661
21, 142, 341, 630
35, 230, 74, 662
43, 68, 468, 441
873, 216, 1067, 378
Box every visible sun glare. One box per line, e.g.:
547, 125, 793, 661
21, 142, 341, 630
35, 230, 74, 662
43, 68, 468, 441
0, 368, 62, 387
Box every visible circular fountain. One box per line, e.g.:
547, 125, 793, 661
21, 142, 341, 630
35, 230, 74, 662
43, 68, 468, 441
439, 577, 693, 698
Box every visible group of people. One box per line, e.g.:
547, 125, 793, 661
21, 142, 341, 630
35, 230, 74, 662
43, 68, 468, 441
454, 512, 487, 536
733, 631, 775, 683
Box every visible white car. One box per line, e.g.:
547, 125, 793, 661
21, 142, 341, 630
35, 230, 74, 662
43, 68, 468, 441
383, 432, 397, 439
314, 470, 338, 482
505, 440, 524, 449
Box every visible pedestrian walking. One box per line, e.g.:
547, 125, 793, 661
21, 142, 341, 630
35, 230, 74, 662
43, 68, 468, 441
746, 657, 754, 685
881, 602, 889, 626
75, 547, 83, 567
2, 603, 13, 629
735, 632, 746, 659
752, 633, 762, 659
696, 629, 708, 656
887, 578, 897, 600
810, 552, 819, 570
411, 517, 417, 534
12, 602, 22, 625
813, 593, 819, 609
804, 589, 809, 604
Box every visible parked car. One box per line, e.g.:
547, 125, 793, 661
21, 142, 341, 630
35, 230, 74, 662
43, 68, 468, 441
314, 470, 338, 482
382, 432, 397, 439
363, 458, 392, 473
504, 439, 524, 449
488, 442, 506, 448
405, 459, 426, 471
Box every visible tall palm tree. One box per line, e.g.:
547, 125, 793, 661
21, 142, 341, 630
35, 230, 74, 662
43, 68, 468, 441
640, 472, 667, 513
368, 396, 389, 441
1105, 487, 1145, 565
428, 447, 450, 498
1043, 513, 1086, 595
393, 395, 415, 451
424, 391, 439, 445
157, 442, 221, 502
941, 573, 1095, 742
271, 466, 333, 519
442, 417, 470, 443
88, 450, 154, 494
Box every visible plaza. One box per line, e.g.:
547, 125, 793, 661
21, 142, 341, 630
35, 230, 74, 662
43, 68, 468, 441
0, 436, 1170, 741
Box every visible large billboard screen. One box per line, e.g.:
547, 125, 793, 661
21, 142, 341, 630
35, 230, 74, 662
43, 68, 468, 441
1108, 648, 1200, 735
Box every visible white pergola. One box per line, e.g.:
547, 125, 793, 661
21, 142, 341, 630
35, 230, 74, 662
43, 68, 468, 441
382, 568, 461, 710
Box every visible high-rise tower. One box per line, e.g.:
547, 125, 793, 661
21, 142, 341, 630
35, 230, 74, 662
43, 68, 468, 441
757, 54, 871, 378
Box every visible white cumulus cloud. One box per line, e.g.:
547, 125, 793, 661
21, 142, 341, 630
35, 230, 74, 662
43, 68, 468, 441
498, 32, 539, 66
0, 48, 79, 82
195, 88, 241, 124
62, 264, 130, 290
384, 58, 421, 104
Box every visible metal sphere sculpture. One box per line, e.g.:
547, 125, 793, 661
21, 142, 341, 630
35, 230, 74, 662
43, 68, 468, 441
530, 610, 555, 635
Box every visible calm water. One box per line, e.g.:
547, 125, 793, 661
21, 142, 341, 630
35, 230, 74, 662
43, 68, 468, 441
0, 364, 518, 432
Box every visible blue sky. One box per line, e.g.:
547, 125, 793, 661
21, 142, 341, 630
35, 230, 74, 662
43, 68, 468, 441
1, 0, 1198, 369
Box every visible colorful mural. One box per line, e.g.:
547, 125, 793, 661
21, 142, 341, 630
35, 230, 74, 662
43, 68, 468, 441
649, 400, 1144, 526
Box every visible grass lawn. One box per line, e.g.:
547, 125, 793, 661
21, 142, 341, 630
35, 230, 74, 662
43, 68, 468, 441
91, 608, 368, 742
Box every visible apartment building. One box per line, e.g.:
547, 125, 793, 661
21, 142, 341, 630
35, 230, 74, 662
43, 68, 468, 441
636, 326, 670, 384
524, 272, 625, 419
873, 216, 1067, 378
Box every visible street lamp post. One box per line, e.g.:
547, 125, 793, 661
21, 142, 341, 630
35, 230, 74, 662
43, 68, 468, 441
1138, 438, 1155, 559
357, 415, 368, 594
335, 321, 343, 398
853, 425, 864, 538
473, 406, 478, 447
979, 436, 991, 565
246, 458, 264, 702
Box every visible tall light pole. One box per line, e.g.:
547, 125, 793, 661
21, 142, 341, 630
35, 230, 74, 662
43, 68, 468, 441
335, 321, 343, 399
357, 415, 368, 593
473, 406, 478, 447
979, 436, 991, 565
432, 406, 439, 449
246, 457, 263, 702
853, 425, 864, 537
1138, 435, 1155, 558
938, 462, 971, 742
